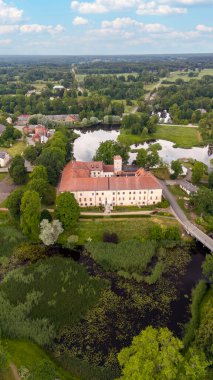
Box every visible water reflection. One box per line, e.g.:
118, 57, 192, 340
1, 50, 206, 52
73, 128, 212, 167
129, 140, 211, 166
73, 128, 120, 161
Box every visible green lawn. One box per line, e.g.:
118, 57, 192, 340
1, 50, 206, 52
1, 339, 77, 380
0, 141, 27, 157
69, 217, 180, 244
164, 68, 213, 83
118, 124, 202, 148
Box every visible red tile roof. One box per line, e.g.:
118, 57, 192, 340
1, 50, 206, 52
58, 161, 162, 193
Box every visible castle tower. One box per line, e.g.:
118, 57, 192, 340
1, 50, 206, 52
114, 155, 122, 174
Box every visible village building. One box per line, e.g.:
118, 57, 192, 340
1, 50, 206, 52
0, 151, 11, 167
58, 156, 163, 208
17, 114, 30, 126
180, 180, 198, 196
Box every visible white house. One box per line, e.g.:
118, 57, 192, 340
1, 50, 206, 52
0, 151, 11, 167
58, 156, 163, 208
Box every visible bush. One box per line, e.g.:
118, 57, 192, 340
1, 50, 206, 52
86, 240, 156, 274
40, 209, 52, 222
183, 280, 207, 348
13, 243, 46, 263
103, 232, 119, 244
144, 262, 165, 285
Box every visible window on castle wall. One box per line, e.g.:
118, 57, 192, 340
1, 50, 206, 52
79, 198, 81, 202
84, 198, 86, 201
90, 203, 92, 206
156, 196, 158, 200
150, 197, 152, 200
123, 192, 125, 195
151, 191, 153, 194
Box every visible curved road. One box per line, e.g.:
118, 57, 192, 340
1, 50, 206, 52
160, 181, 213, 251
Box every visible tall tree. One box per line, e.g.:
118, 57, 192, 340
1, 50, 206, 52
55, 192, 80, 229
171, 160, 183, 179
9, 155, 27, 185
30, 165, 48, 182
38, 147, 65, 185
6, 188, 24, 220
117, 326, 208, 380
192, 161, 207, 184
20, 190, 41, 240
93, 140, 129, 165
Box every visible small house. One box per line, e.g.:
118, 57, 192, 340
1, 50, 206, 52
0, 151, 11, 167
180, 181, 198, 196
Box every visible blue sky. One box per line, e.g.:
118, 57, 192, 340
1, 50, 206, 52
0, 0, 212, 54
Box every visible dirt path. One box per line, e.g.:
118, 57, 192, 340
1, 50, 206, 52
10, 363, 21, 380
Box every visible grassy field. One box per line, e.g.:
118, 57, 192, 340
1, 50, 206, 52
69, 217, 180, 244
1, 340, 77, 380
164, 68, 213, 83
87, 239, 156, 274
118, 124, 202, 148
0, 141, 27, 157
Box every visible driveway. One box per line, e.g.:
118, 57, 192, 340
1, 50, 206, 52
0, 175, 16, 203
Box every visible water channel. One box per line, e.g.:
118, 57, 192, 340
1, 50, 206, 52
73, 126, 212, 167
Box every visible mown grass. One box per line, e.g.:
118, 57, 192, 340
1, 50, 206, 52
65, 217, 180, 245
118, 124, 202, 148
1, 339, 77, 380
1, 141, 27, 157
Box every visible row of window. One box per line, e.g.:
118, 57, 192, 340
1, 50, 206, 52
79, 190, 155, 197
80, 201, 157, 207
79, 196, 159, 202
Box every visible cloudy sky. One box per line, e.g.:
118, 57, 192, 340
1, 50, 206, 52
0, 0, 212, 54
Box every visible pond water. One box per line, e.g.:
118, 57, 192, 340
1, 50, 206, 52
73, 127, 120, 162
129, 140, 211, 166
73, 127, 212, 167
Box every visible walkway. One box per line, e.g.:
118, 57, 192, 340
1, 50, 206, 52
160, 181, 213, 251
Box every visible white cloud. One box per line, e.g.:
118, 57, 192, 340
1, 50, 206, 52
20, 24, 64, 34
73, 16, 89, 25
101, 17, 169, 33
137, 2, 187, 15
70, 0, 212, 15
71, 0, 139, 14
0, 0, 23, 23
0, 25, 19, 34
0, 38, 11, 45
196, 24, 213, 32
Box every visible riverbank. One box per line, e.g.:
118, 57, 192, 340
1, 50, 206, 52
118, 124, 203, 148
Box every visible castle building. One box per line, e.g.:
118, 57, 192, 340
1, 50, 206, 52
58, 156, 163, 208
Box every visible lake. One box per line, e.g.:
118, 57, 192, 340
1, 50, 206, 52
73, 127, 212, 167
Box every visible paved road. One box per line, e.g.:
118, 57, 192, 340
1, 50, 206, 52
160, 181, 213, 251
0, 175, 16, 203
